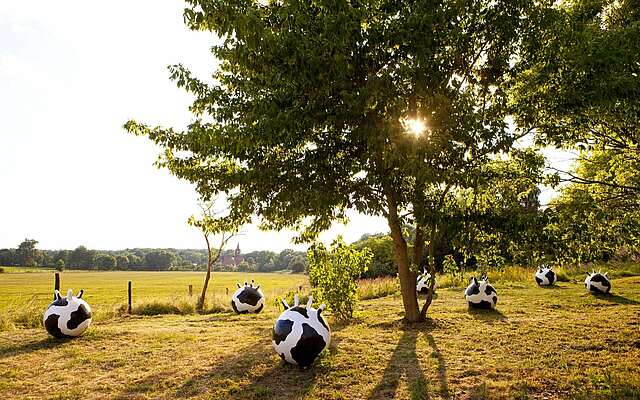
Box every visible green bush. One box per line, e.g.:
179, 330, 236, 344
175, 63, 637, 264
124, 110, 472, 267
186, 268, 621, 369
357, 277, 399, 300
307, 237, 372, 320
555, 267, 571, 282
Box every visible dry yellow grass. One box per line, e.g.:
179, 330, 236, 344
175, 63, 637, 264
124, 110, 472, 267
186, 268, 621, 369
0, 275, 638, 399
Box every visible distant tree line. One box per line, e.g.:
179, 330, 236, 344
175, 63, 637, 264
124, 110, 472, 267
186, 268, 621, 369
0, 241, 307, 273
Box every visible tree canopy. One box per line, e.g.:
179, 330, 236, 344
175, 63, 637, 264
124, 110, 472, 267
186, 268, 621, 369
125, 0, 550, 322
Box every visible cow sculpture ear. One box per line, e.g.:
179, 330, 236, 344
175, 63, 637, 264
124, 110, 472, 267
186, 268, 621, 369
54, 290, 61, 301
237, 283, 241, 288
318, 304, 326, 314
250, 279, 255, 288
472, 277, 478, 285
281, 299, 290, 310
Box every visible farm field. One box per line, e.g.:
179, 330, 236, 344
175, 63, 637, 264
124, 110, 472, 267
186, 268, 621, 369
0, 270, 308, 315
0, 273, 639, 399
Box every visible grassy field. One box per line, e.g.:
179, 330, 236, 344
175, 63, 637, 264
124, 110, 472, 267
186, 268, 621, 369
0, 270, 308, 308
0, 270, 639, 399
0, 270, 308, 329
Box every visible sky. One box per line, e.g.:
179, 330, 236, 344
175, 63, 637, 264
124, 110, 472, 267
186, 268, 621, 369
0, 1, 571, 252
0, 0, 390, 252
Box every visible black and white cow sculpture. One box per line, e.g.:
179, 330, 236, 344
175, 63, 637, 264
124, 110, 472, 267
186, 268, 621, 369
43, 289, 92, 338
534, 265, 557, 286
231, 280, 265, 314
584, 272, 611, 294
464, 276, 498, 309
272, 295, 330, 368
416, 271, 435, 294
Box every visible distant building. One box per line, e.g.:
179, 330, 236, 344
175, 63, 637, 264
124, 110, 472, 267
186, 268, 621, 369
221, 243, 244, 267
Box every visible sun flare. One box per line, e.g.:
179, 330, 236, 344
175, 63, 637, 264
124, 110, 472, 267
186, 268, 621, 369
402, 117, 427, 137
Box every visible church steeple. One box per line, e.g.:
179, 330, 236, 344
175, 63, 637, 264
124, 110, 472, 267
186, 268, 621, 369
234, 243, 241, 266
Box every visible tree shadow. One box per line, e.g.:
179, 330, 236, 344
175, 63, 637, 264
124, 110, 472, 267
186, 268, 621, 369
170, 334, 325, 399
115, 371, 177, 399
427, 334, 450, 399
593, 293, 640, 305
0, 337, 70, 359
366, 328, 432, 400
466, 307, 508, 324
539, 285, 568, 290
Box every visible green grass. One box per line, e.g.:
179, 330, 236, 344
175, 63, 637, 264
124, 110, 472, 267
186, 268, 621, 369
437, 261, 640, 289
0, 272, 639, 399
0, 271, 308, 330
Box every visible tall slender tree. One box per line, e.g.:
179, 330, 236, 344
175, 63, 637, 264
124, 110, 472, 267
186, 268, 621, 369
188, 200, 240, 311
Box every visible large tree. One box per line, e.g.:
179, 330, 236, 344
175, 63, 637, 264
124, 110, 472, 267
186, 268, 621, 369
511, 0, 640, 191
16, 239, 40, 267
126, 0, 540, 322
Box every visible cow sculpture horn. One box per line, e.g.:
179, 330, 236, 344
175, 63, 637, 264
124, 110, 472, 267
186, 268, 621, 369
281, 299, 290, 309
54, 290, 61, 301
77, 289, 84, 299
66, 289, 73, 301
294, 294, 300, 307
306, 295, 314, 308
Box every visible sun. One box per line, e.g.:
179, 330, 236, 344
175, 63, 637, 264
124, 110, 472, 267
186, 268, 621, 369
402, 117, 427, 137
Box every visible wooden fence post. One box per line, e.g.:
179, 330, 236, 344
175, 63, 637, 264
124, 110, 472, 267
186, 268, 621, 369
54, 272, 60, 300
128, 281, 132, 314
188, 285, 193, 297
225, 287, 229, 296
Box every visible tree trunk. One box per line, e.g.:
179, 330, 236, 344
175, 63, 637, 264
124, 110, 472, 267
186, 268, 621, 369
420, 227, 438, 318
420, 184, 452, 318
197, 234, 212, 311
385, 188, 422, 323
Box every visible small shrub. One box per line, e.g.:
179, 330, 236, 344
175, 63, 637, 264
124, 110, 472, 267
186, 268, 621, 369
128, 297, 195, 316
442, 255, 465, 287
0, 296, 42, 331
122, 296, 230, 316
357, 277, 399, 300
555, 267, 571, 282
308, 237, 373, 320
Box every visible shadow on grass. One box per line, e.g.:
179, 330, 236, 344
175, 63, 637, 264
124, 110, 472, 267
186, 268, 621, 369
539, 285, 568, 290
170, 336, 323, 399
367, 328, 436, 400
593, 293, 640, 305
427, 334, 450, 399
466, 307, 507, 324
0, 336, 70, 359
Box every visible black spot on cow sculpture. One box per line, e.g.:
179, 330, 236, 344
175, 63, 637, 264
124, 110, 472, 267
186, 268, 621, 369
272, 295, 330, 368
43, 289, 92, 338
535, 265, 557, 287
584, 271, 611, 294
464, 276, 498, 309
231, 280, 265, 314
